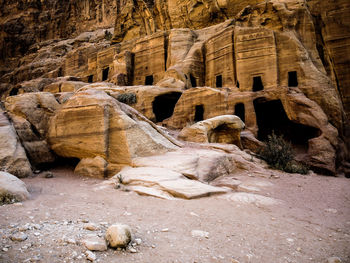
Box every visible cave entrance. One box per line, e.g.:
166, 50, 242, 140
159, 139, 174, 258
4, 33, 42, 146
194, 105, 204, 122
253, 98, 321, 152
252, 76, 264, 91
42, 156, 80, 171
190, 74, 197, 87
208, 124, 241, 146
152, 92, 182, 122
145, 75, 154, 85
288, 71, 298, 87
235, 103, 245, 123
102, 67, 109, 81
216, 75, 222, 88
88, 75, 94, 83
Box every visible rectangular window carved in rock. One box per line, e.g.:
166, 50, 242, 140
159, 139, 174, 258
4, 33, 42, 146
102, 67, 109, 81
288, 71, 298, 87
194, 105, 204, 122
216, 75, 222, 88
235, 103, 245, 123
145, 75, 154, 85
88, 75, 94, 83
190, 74, 197, 88
252, 76, 264, 91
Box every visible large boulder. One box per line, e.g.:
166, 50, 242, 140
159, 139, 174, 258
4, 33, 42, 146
5, 92, 60, 167
48, 88, 179, 176
178, 115, 245, 148
110, 145, 266, 199
0, 172, 30, 204
0, 110, 32, 178
133, 147, 247, 182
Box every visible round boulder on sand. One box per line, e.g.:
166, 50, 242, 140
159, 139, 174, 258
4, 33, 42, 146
105, 223, 132, 248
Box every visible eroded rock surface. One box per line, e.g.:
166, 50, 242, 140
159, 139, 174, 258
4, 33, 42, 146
5, 92, 60, 167
113, 166, 227, 199
48, 88, 178, 176
0, 171, 30, 204
178, 115, 244, 147
0, 109, 32, 178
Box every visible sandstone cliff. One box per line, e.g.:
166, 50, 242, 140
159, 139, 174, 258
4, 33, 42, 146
0, 0, 117, 77
0, 0, 349, 176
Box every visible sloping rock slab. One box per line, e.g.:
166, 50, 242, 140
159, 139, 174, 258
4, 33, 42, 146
0, 172, 30, 204
0, 110, 32, 178
113, 167, 227, 199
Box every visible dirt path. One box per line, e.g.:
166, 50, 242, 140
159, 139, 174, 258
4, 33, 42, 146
1, 167, 349, 263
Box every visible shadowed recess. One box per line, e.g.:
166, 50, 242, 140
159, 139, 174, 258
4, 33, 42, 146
152, 92, 182, 122
253, 98, 321, 152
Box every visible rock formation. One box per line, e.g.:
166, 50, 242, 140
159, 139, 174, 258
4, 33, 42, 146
0, 0, 349, 176
178, 115, 244, 147
4, 92, 60, 168
0, 109, 32, 178
48, 88, 179, 177
0, 0, 117, 78
0, 171, 30, 204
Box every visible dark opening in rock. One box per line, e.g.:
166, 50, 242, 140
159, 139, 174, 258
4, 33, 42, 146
235, 103, 245, 123
253, 98, 321, 152
194, 105, 204, 122
51, 156, 80, 170
288, 71, 298, 87
252, 76, 264, 91
190, 74, 197, 87
88, 75, 94, 83
216, 75, 222, 88
145, 75, 154, 85
237, 80, 240, 89
152, 92, 182, 122
102, 67, 109, 81
9, 88, 19, 96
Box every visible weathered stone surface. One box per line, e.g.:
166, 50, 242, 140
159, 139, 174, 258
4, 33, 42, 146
0, 0, 117, 80
82, 236, 107, 251
5, 92, 60, 167
133, 148, 236, 182
48, 88, 178, 176
113, 166, 227, 199
178, 115, 244, 147
211, 177, 242, 190
10, 233, 28, 242
74, 156, 108, 179
127, 185, 175, 200
43, 81, 87, 93
0, 172, 30, 204
241, 130, 265, 153
85, 250, 96, 262
133, 145, 269, 182
105, 223, 132, 248
308, 0, 350, 120
112, 0, 261, 43
0, 109, 32, 178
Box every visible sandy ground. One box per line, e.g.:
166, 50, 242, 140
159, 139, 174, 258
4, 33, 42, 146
0, 166, 350, 263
